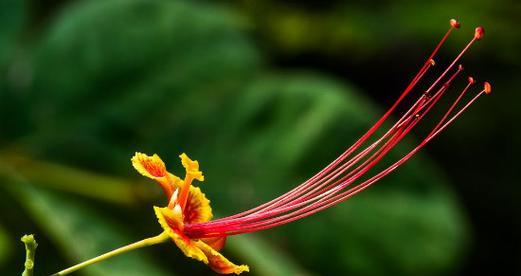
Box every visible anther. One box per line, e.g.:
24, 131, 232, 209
450, 19, 461, 29
429, 59, 436, 66
484, 82, 492, 94
468, 76, 475, 84
474, 27, 485, 40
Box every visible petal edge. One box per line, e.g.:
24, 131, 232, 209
196, 240, 249, 275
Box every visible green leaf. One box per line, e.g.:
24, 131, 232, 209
24, 0, 260, 170
227, 234, 314, 276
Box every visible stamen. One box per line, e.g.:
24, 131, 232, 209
188, 84, 449, 236
450, 18, 461, 29
207, 87, 488, 237
430, 77, 475, 134
168, 188, 179, 209
484, 81, 492, 94
205, 22, 453, 225
474, 26, 485, 40
173, 204, 183, 217
184, 20, 490, 239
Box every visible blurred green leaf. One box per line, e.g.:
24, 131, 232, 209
287, 191, 466, 275
0, 224, 11, 266
24, 0, 260, 171
0, 0, 24, 66
0, 0, 27, 142
2, 153, 151, 205
228, 234, 314, 276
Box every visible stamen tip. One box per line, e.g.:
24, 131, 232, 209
450, 19, 461, 29
429, 59, 436, 66
468, 76, 475, 84
458, 64, 464, 71
484, 81, 492, 94
474, 26, 485, 40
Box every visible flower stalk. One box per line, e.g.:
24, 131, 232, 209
51, 232, 170, 276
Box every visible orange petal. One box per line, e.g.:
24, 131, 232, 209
196, 241, 249, 275
184, 186, 213, 224
154, 206, 208, 263
201, 236, 227, 251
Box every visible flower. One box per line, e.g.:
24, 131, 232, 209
132, 152, 249, 274
133, 19, 491, 274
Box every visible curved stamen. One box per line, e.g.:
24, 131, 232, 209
184, 24, 489, 239
194, 84, 487, 238
206, 21, 458, 224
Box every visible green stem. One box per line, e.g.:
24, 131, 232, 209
21, 234, 38, 276
51, 232, 170, 276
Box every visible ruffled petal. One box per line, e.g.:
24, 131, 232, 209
132, 152, 180, 198
180, 153, 204, 181
132, 152, 167, 178
195, 241, 249, 275
184, 186, 213, 224
154, 206, 208, 263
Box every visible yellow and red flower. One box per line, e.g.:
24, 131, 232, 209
130, 20, 491, 275
132, 152, 249, 275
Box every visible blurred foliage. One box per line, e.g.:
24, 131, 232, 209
0, 0, 25, 66
234, 0, 521, 62
2, 0, 518, 275
0, 225, 10, 267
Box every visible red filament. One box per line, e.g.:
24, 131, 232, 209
184, 19, 491, 239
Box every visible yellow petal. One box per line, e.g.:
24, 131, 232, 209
167, 173, 184, 188
184, 186, 213, 224
132, 152, 183, 199
154, 206, 208, 264
132, 152, 167, 179
196, 240, 249, 275
180, 153, 204, 181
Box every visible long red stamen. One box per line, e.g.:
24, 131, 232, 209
259, 68, 464, 215
184, 22, 489, 239
199, 84, 487, 237
208, 20, 456, 225
197, 80, 450, 236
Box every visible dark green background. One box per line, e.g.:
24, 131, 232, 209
1, 0, 519, 275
